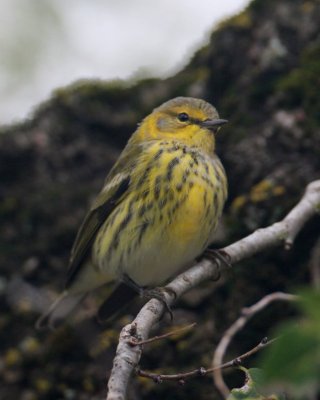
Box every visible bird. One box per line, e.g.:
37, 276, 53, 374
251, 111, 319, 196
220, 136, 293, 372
36, 96, 228, 329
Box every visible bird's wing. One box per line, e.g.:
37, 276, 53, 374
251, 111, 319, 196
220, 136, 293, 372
65, 143, 142, 288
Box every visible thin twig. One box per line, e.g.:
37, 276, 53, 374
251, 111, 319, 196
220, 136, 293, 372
106, 180, 320, 400
127, 323, 196, 346
136, 337, 273, 383
212, 292, 297, 398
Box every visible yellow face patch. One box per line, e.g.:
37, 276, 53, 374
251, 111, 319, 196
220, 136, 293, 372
134, 104, 217, 154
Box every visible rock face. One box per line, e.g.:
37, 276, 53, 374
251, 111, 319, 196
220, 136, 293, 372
0, 0, 319, 399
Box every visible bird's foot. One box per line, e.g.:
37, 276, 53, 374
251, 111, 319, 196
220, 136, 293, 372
121, 275, 176, 320
142, 287, 176, 321
203, 248, 232, 267
200, 248, 232, 281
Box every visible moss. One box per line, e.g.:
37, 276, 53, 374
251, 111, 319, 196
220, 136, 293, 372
277, 44, 320, 123
249, 0, 285, 13
217, 9, 253, 30
250, 69, 286, 106
231, 195, 247, 213
4, 348, 23, 366
34, 378, 52, 394
301, 0, 316, 13
230, 181, 286, 214
52, 78, 134, 105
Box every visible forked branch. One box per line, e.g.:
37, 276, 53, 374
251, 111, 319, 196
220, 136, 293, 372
136, 337, 273, 384
212, 292, 297, 398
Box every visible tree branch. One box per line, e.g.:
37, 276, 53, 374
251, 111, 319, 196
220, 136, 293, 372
212, 292, 297, 398
136, 337, 273, 384
106, 180, 320, 400
127, 322, 196, 346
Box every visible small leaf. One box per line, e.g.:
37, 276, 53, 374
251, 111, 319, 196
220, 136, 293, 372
227, 368, 284, 400
259, 289, 320, 397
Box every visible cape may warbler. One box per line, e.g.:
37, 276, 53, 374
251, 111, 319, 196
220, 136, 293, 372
37, 97, 228, 328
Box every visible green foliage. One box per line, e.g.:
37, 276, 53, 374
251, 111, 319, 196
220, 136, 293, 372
228, 368, 284, 400
228, 291, 320, 399
259, 289, 320, 398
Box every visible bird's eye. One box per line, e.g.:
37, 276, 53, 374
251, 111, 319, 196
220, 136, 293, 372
177, 112, 189, 122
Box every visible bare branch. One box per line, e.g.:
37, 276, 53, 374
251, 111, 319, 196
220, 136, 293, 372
136, 337, 273, 384
106, 180, 320, 400
212, 292, 297, 398
127, 323, 196, 346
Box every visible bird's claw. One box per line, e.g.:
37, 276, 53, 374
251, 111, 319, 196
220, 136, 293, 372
199, 248, 232, 281
203, 248, 232, 268
143, 287, 176, 321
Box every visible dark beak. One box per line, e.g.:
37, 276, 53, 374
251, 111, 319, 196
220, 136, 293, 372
200, 119, 228, 131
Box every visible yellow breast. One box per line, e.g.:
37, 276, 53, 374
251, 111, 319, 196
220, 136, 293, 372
171, 184, 209, 241
92, 141, 227, 286
164, 147, 226, 252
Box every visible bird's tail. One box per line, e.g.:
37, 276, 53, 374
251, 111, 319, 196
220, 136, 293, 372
35, 290, 86, 330
97, 283, 138, 323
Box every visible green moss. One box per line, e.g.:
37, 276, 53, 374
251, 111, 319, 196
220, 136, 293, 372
52, 79, 131, 106
276, 44, 320, 123
217, 9, 253, 30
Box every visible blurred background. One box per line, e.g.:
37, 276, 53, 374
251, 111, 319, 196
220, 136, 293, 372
1, 0, 320, 399
0, 0, 247, 124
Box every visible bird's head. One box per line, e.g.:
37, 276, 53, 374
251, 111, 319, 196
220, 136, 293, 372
133, 97, 227, 153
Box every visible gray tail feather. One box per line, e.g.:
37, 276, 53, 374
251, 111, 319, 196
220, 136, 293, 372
35, 291, 86, 330
97, 283, 137, 323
